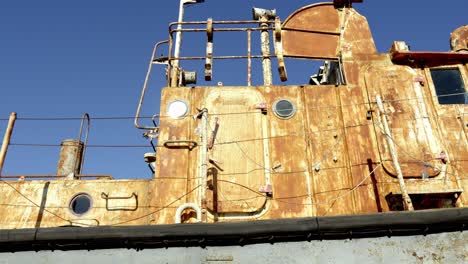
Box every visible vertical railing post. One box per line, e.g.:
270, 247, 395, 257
0, 112, 17, 176
247, 29, 252, 86
260, 16, 273, 86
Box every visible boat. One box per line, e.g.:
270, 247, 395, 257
0, 0, 467, 262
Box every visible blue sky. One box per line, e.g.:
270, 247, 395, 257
0, 0, 466, 179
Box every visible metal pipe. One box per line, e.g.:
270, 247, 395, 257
175, 203, 202, 223
169, 20, 275, 27
171, 0, 205, 87
198, 109, 209, 216
169, 55, 275, 61
376, 95, 414, 211
0, 112, 16, 176
247, 29, 252, 86
56, 139, 84, 179
260, 16, 273, 86
173, 0, 186, 70
170, 27, 274, 33
135, 40, 169, 129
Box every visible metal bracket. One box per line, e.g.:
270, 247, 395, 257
255, 102, 268, 114
259, 184, 273, 195
435, 151, 448, 164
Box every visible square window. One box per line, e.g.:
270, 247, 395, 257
430, 68, 467, 104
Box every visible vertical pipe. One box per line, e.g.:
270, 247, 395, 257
170, 1, 185, 87
198, 109, 208, 221
0, 112, 17, 176
376, 96, 414, 211
247, 29, 252, 86
173, 0, 185, 69
56, 139, 84, 179
260, 16, 272, 86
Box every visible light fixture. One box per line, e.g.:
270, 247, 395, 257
167, 100, 189, 119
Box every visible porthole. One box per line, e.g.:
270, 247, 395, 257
167, 100, 189, 119
69, 193, 92, 216
273, 99, 296, 119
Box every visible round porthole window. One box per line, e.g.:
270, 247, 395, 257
273, 99, 296, 119
167, 100, 189, 119
69, 193, 92, 216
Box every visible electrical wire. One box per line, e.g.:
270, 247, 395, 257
0, 90, 466, 122
0, 178, 93, 227
9, 143, 154, 148
109, 185, 201, 226
7, 121, 378, 149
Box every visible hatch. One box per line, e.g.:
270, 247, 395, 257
204, 88, 270, 214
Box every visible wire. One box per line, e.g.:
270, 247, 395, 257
0, 178, 91, 226
110, 185, 201, 226
10, 143, 156, 148
0, 91, 466, 122
8, 121, 378, 150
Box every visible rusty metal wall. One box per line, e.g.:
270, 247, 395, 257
0, 179, 152, 228
0, 3, 467, 229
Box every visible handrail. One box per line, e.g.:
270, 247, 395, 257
77, 113, 90, 174
163, 140, 198, 150
0, 174, 113, 180
165, 18, 286, 87
134, 40, 169, 130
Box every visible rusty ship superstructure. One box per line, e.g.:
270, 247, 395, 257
0, 0, 467, 262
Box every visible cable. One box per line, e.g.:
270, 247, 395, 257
10, 143, 156, 148
8, 121, 378, 149
0, 178, 93, 227
109, 185, 201, 226
0, 91, 466, 122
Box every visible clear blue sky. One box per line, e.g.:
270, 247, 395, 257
0, 0, 466, 179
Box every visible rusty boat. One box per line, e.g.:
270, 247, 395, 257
0, 0, 467, 262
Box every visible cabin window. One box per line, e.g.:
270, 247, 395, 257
273, 99, 296, 119
430, 68, 467, 104
69, 193, 92, 216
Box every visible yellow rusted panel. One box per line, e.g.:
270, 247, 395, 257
281, 31, 340, 59
1, 3, 467, 231
203, 88, 267, 213
313, 168, 354, 216
262, 86, 312, 218
152, 87, 194, 223
281, 3, 341, 59
0, 180, 152, 229
365, 65, 445, 178
341, 8, 377, 57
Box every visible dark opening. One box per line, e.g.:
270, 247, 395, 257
430, 68, 467, 104
386, 192, 458, 211
273, 99, 295, 118
70, 194, 92, 215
